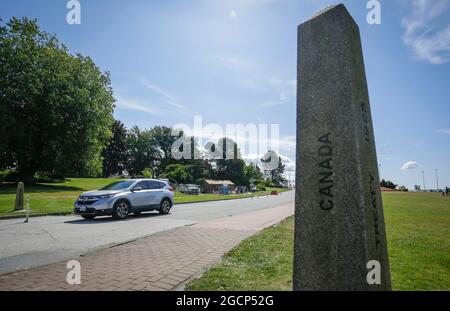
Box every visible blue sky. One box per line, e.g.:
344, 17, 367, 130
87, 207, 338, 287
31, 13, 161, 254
1, 0, 449, 190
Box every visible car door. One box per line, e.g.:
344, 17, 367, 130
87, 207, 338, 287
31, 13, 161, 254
129, 181, 151, 208
147, 180, 166, 205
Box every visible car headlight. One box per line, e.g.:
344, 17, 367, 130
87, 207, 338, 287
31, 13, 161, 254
98, 194, 115, 199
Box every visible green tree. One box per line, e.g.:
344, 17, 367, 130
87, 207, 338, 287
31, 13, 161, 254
173, 135, 211, 181
271, 157, 286, 186
381, 179, 397, 190
0, 18, 114, 182
261, 150, 286, 186
149, 126, 179, 175
163, 164, 192, 184
141, 168, 154, 178
126, 126, 158, 177
243, 163, 263, 187
207, 137, 246, 185
102, 120, 128, 177
188, 158, 213, 182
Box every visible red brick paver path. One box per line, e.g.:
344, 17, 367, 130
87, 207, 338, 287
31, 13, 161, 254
0, 203, 293, 291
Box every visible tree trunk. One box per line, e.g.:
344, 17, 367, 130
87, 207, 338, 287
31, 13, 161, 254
18, 170, 35, 185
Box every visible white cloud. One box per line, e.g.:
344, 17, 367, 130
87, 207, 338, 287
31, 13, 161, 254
229, 10, 237, 20
141, 78, 186, 109
279, 92, 288, 102
260, 91, 292, 107
218, 56, 253, 72
217, 56, 296, 108
117, 98, 162, 116
261, 100, 284, 107
165, 101, 186, 109
176, 124, 296, 154
437, 128, 450, 134
259, 79, 296, 107
401, 161, 419, 170
141, 78, 174, 101
279, 154, 295, 172
194, 132, 296, 172
401, 0, 450, 64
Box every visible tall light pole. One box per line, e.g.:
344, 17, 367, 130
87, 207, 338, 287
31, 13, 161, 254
435, 169, 439, 191
378, 163, 382, 181
422, 171, 426, 192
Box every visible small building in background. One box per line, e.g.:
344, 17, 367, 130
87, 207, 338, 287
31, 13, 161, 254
202, 179, 235, 194
380, 187, 396, 192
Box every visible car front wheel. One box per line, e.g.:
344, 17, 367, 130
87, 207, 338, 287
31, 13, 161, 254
159, 198, 171, 215
113, 200, 130, 220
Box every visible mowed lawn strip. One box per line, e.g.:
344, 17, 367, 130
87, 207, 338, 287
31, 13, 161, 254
188, 217, 295, 291
187, 192, 450, 291
383, 192, 450, 290
0, 178, 289, 216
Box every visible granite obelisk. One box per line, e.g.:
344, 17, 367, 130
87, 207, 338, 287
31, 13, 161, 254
294, 4, 391, 290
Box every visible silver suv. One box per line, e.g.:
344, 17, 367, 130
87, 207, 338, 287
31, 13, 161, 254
74, 179, 174, 220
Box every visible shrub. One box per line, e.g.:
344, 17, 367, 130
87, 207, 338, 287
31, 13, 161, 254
256, 184, 266, 192
34, 172, 65, 183
164, 164, 192, 184
195, 178, 206, 185
397, 185, 409, 192
252, 179, 264, 185
0, 170, 19, 182
141, 168, 154, 178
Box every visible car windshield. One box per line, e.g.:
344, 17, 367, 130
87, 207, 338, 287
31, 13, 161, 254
100, 181, 134, 190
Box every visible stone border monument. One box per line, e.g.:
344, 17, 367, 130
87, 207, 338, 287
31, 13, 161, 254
294, 4, 391, 290
15, 182, 25, 211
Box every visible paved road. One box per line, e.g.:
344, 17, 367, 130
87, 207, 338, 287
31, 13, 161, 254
0, 192, 294, 275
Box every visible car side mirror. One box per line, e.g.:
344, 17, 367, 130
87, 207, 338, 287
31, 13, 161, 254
132, 186, 143, 192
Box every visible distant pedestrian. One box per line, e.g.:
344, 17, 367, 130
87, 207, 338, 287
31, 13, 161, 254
446, 187, 449, 198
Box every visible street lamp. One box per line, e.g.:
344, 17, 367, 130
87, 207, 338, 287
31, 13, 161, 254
379, 163, 382, 182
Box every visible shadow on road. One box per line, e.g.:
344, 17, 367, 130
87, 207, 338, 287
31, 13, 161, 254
64, 212, 169, 224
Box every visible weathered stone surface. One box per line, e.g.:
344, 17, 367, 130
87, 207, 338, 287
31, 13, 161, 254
15, 182, 24, 211
294, 4, 391, 291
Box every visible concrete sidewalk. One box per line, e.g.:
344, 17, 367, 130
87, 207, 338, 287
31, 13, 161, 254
0, 203, 294, 291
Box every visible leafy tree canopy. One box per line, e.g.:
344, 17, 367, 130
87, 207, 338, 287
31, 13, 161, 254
163, 164, 192, 184
0, 17, 115, 183
381, 179, 397, 190
126, 126, 159, 177
102, 120, 128, 177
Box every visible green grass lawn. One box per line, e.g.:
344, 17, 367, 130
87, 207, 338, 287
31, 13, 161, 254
0, 178, 289, 216
187, 192, 450, 291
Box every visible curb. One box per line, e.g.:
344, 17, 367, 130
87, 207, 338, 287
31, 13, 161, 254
0, 191, 292, 220
0, 211, 74, 220
174, 192, 284, 205
174, 212, 294, 291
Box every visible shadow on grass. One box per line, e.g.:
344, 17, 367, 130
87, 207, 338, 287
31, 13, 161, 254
0, 183, 84, 194
64, 212, 167, 224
